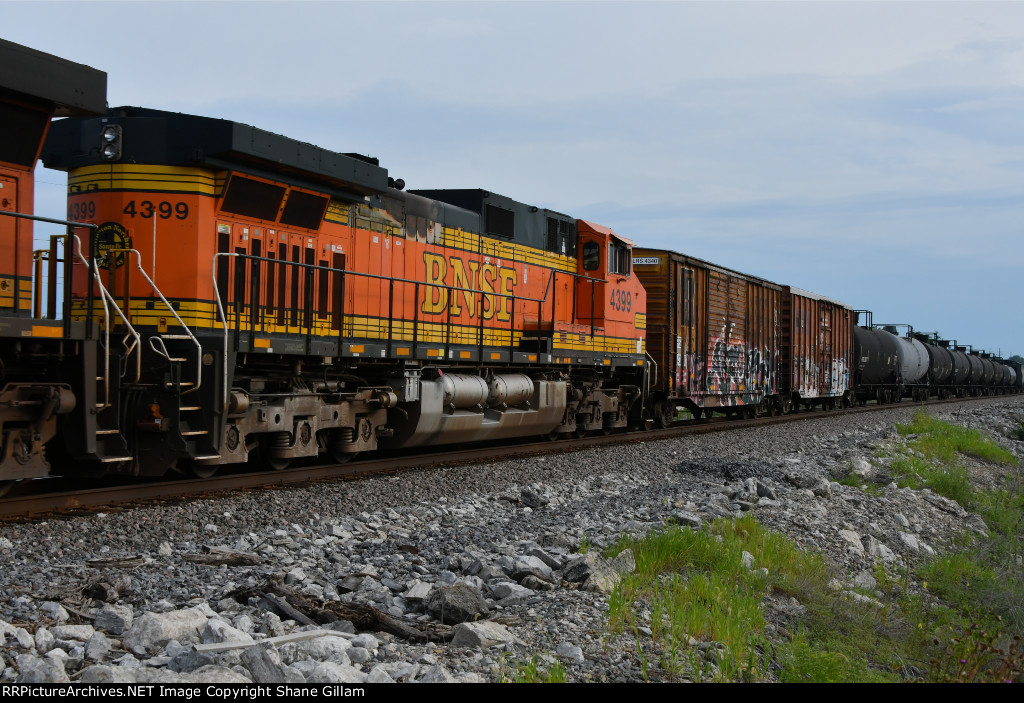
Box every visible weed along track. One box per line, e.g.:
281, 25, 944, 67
0, 396, 1021, 682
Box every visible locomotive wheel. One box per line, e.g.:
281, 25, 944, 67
546, 427, 563, 441
263, 454, 291, 471
328, 449, 357, 464
188, 461, 218, 479
0, 481, 15, 498
258, 437, 292, 471
574, 423, 588, 439
692, 408, 703, 420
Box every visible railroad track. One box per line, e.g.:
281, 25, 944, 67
0, 394, 1012, 520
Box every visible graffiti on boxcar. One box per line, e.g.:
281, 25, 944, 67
831, 358, 850, 394
704, 327, 776, 403
798, 356, 820, 398
794, 356, 850, 398
748, 345, 775, 394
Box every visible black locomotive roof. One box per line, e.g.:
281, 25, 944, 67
42, 106, 389, 197
410, 188, 576, 251
0, 39, 106, 116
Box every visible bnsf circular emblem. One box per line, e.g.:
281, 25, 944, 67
94, 222, 130, 270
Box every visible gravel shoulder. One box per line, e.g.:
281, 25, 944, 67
2, 397, 1022, 683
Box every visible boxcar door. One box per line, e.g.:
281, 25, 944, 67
677, 265, 697, 397
819, 305, 833, 396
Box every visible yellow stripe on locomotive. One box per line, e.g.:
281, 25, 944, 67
64, 163, 647, 369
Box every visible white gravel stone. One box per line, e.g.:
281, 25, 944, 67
0, 397, 1018, 683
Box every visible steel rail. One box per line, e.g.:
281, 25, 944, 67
0, 394, 1014, 520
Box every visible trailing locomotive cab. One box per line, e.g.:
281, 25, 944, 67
0, 40, 106, 485
42, 109, 647, 476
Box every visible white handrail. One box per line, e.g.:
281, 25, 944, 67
71, 235, 142, 406
212, 252, 236, 413
126, 248, 202, 395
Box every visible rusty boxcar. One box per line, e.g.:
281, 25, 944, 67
779, 287, 854, 412
632, 248, 781, 426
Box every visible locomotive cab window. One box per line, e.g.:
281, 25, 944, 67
609, 238, 631, 276
280, 190, 328, 230
581, 241, 600, 271
221, 175, 285, 221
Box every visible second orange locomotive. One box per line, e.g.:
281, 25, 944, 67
42, 107, 648, 476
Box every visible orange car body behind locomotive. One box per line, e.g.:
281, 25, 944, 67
0, 40, 106, 483
42, 108, 648, 475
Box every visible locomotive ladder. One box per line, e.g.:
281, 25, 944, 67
71, 234, 139, 463
124, 249, 217, 460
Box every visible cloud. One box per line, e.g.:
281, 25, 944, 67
10, 1, 1024, 353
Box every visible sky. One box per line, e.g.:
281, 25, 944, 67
6, 0, 1023, 356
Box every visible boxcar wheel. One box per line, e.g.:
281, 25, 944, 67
654, 402, 673, 429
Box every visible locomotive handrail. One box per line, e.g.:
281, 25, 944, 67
217, 251, 589, 303
0, 211, 97, 335
211, 252, 617, 412
646, 350, 658, 387
212, 252, 234, 413
70, 235, 142, 405
124, 248, 203, 396
0, 215, 145, 409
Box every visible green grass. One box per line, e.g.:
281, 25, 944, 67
897, 412, 1017, 468
605, 516, 864, 681
596, 412, 1024, 682
604, 514, 1024, 681
891, 412, 1024, 668
886, 412, 1018, 507
890, 454, 973, 505
500, 656, 568, 683
776, 627, 860, 683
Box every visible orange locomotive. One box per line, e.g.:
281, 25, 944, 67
42, 108, 648, 476
0, 40, 107, 487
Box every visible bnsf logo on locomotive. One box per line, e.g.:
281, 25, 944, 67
421, 252, 518, 321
